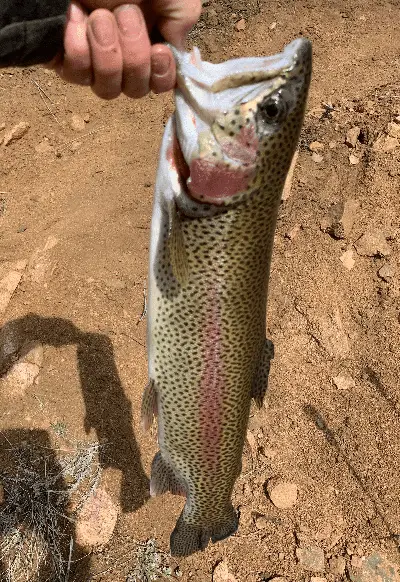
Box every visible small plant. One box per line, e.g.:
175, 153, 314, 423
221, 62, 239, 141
126, 539, 172, 582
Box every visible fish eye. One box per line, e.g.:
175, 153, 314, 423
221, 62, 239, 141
258, 93, 288, 124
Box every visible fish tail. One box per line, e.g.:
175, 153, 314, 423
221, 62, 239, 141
170, 504, 238, 557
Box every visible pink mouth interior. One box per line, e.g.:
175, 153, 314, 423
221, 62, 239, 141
172, 124, 258, 204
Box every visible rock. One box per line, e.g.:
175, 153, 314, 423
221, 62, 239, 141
254, 515, 268, 529
69, 140, 82, 152
332, 374, 355, 390
267, 478, 298, 509
69, 113, 86, 132
340, 249, 355, 270
321, 199, 359, 239
372, 135, 399, 153
35, 138, 53, 154
329, 556, 346, 575
281, 150, 299, 201
309, 141, 324, 152
349, 154, 360, 165
355, 231, 391, 257
285, 224, 301, 240
345, 127, 360, 148
0, 260, 27, 316
307, 307, 350, 358
0, 341, 43, 397
296, 546, 325, 572
27, 236, 59, 284
312, 152, 324, 163
348, 552, 399, 582
75, 489, 118, 547
2, 121, 30, 146
378, 264, 395, 281
235, 19, 246, 31
387, 122, 400, 139
351, 556, 364, 569
213, 560, 238, 582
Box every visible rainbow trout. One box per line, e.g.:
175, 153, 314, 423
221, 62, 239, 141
142, 38, 312, 556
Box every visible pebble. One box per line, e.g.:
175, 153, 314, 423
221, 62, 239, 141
387, 122, 400, 139
296, 546, 325, 572
340, 249, 355, 270
345, 126, 360, 148
372, 135, 399, 153
306, 306, 350, 358
378, 263, 395, 281
254, 515, 268, 529
2, 121, 30, 146
281, 150, 299, 201
235, 19, 246, 31
267, 478, 298, 509
75, 489, 118, 547
355, 231, 391, 257
0, 123, 5, 131
348, 552, 399, 582
269, 21, 277, 30
35, 138, 53, 154
329, 556, 346, 575
69, 113, 86, 132
309, 141, 324, 152
212, 560, 238, 582
332, 374, 355, 390
285, 224, 301, 240
312, 152, 324, 163
349, 154, 360, 165
321, 199, 359, 239
329, 141, 337, 148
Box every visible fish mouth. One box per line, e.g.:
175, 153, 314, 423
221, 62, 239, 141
170, 38, 311, 207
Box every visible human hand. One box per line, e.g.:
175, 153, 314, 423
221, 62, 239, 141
50, 0, 201, 99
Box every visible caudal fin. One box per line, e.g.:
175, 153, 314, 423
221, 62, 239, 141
170, 504, 239, 557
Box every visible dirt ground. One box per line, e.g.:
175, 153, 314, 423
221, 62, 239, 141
1, 0, 400, 580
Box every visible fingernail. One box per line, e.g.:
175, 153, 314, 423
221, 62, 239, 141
151, 53, 171, 77
68, 1, 85, 23
90, 13, 116, 47
114, 5, 143, 38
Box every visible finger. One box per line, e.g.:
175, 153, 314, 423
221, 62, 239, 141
153, 0, 202, 49
62, 1, 92, 85
114, 5, 151, 98
87, 9, 123, 99
150, 44, 176, 94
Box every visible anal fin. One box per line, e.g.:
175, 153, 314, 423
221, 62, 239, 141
141, 379, 157, 431
251, 338, 274, 408
150, 451, 187, 497
167, 200, 189, 287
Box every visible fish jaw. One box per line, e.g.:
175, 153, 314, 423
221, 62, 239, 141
171, 38, 312, 207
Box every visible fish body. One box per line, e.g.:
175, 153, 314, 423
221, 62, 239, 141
142, 39, 312, 556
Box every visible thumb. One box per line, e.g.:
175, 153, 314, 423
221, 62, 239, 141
153, 0, 201, 49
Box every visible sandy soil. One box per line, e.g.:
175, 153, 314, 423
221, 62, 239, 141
0, 1, 399, 580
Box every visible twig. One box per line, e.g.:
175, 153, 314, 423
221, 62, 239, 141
65, 537, 73, 582
30, 79, 61, 125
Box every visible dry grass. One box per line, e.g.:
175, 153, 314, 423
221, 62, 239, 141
0, 438, 102, 582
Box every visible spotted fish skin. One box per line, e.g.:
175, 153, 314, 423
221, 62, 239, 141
142, 39, 312, 556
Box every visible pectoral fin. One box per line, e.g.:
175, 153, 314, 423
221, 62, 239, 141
167, 201, 189, 287
251, 339, 274, 408
141, 379, 158, 431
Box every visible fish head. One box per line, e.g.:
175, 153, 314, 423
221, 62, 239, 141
171, 38, 312, 214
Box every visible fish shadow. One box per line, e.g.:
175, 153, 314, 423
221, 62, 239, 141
0, 314, 149, 514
